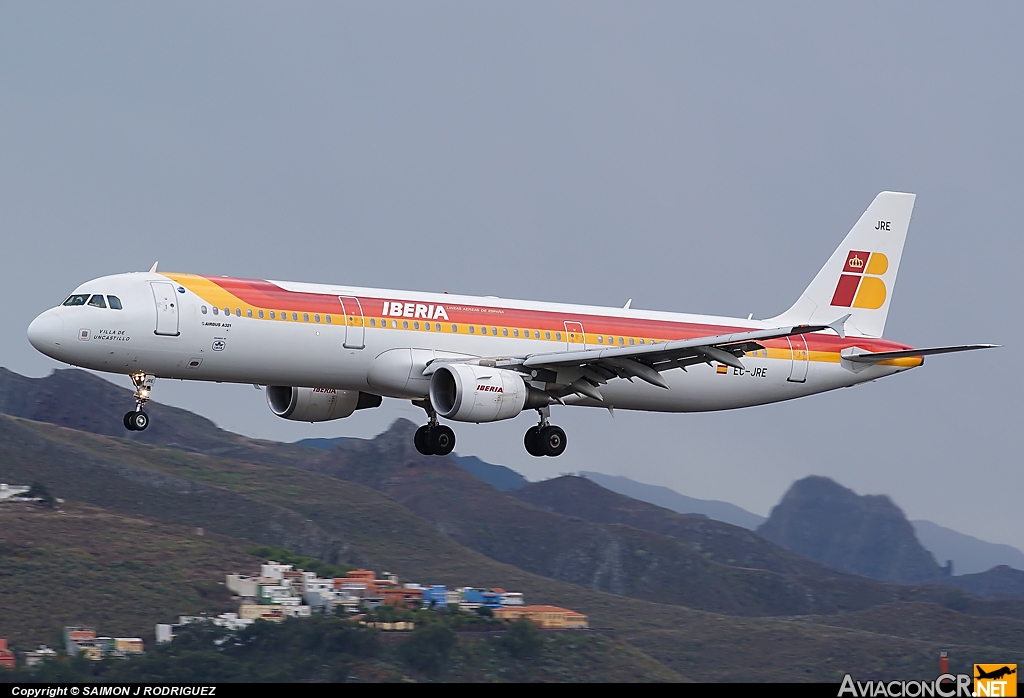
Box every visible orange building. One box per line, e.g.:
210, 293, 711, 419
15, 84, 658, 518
493, 605, 588, 629
0, 639, 14, 670
382, 587, 423, 608
333, 569, 379, 592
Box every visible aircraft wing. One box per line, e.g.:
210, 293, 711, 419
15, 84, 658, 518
425, 316, 850, 402
840, 344, 998, 363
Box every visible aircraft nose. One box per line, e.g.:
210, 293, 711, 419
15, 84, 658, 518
27, 311, 65, 352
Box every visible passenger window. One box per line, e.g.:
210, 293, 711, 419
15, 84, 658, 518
630, 338, 635, 345
502, 328, 508, 337
435, 323, 441, 331
314, 314, 320, 323
212, 307, 219, 316
235, 308, 241, 317
491, 327, 497, 335
369, 318, 376, 327
545, 331, 550, 340
201, 305, 207, 314
108, 296, 123, 310
480, 326, 486, 335
640, 339, 645, 344
513, 329, 519, 337
619, 337, 624, 345
246, 309, 253, 318
62, 294, 90, 306
556, 332, 561, 341
303, 313, 309, 322
326, 315, 331, 324
452, 324, 458, 332
258, 310, 264, 319
224, 307, 230, 316
413, 321, 419, 330
87, 295, 107, 308
534, 331, 540, 339
598, 336, 604, 344
269, 311, 275, 319
391, 319, 398, 328
292, 312, 298, 321
423, 322, 429, 331
469, 326, 475, 334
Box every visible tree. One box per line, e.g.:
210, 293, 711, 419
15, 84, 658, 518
397, 624, 457, 676
26, 482, 55, 508
501, 618, 543, 659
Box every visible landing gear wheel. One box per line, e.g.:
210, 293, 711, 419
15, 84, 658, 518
414, 425, 431, 455
524, 426, 544, 457
125, 372, 156, 432
428, 425, 456, 456
127, 411, 150, 432
539, 425, 566, 457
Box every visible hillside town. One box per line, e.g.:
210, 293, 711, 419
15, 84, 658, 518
0, 559, 589, 670
156, 560, 588, 643
0, 627, 144, 670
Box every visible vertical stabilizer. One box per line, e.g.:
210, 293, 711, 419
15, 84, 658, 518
768, 192, 916, 338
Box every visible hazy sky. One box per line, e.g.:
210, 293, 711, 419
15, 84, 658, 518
3, 3, 1022, 549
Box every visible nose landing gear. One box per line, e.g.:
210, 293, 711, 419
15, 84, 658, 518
524, 407, 566, 457
412, 400, 456, 456
123, 372, 155, 432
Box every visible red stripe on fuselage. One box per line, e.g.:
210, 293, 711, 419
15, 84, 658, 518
197, 276, 912, 355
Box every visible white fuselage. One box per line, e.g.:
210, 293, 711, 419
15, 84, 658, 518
27, 271, 916, 415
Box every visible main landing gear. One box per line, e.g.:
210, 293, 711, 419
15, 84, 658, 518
524, 406, 566, 457
123, 372, 155, 432
413, 400, 456, 456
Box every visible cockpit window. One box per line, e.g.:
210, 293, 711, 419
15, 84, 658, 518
87, 294, 107, 308
63, 294, 90, 306
108, 296, 122, 310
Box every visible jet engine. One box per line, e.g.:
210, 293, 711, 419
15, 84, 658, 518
428, 364, 549, 423
266, 386, 382, 422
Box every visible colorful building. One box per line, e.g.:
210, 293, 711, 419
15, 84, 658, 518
420, 585, 448, 608
239, 604, 284, 622
382, 586, 423, 608
493, 605, 589, 629
0, 640, 15, 670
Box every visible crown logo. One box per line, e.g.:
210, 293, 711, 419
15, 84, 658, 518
848, 255, 864, 269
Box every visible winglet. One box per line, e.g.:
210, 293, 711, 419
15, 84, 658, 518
623, 299, 632, 310
827, 314, 851, 339
149, 261, 159, 273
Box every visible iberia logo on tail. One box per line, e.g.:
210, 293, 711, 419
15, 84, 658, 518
831, 250, 888, 309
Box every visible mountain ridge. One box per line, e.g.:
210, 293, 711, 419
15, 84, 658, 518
3, 368, 1024, 679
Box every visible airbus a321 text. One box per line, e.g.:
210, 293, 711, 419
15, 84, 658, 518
28, 192, 995, 457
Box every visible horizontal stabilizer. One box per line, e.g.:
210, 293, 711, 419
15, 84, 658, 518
841, 344, 998, 364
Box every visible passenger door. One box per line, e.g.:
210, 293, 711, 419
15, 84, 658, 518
338, 296, 365, 349
150, 282, 180, 336
787, 334, 809, 383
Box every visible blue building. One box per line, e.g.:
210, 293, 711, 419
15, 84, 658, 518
463, 588, 502, 608
420, 585, 447, 608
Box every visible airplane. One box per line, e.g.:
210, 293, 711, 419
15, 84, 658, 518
975, 666, 1017, 681
27, 191, 995, 457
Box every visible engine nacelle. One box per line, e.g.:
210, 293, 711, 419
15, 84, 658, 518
429, 364, 549, 423
266, 386, 382, 422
